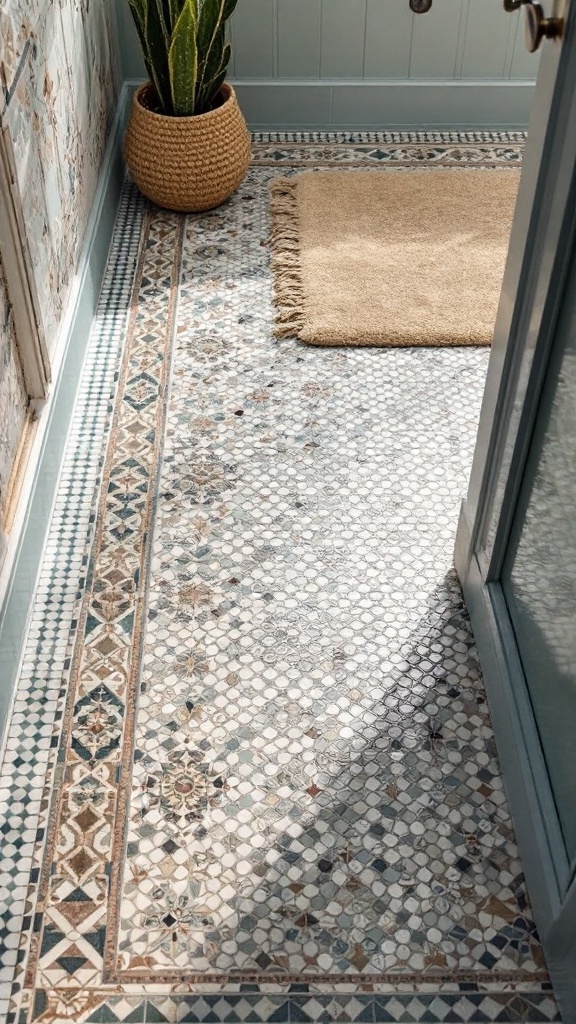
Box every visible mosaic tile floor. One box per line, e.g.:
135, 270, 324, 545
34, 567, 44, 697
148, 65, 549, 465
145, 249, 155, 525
0, 134, 561, 1023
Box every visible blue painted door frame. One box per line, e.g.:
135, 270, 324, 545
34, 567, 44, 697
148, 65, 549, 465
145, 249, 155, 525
455, 1, 576, 1018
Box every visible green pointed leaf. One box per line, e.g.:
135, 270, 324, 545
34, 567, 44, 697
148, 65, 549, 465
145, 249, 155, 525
196, 7, 227, 101
198, 23, 224, 84
196, 0, 222, 57
128, 0, 146, 23
145, 0, 174, 111
169, 0, 198, 115
146, 0, 172, 48
200, 65, 227, 111
198, 0, 230, 71
167, 0, 185, 31
217, 39, 232, 77
128, 0, 151, 64
220, 0, 236, 19
223, 0, 239, 19
128, 0, 172, 111
197, 40, 230, 112
155, 0, 172, 42
127, 0, 235, 117
196, 0, 235, 101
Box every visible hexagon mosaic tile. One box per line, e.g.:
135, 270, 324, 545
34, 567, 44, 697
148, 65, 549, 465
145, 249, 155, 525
0, 134, 561, 1023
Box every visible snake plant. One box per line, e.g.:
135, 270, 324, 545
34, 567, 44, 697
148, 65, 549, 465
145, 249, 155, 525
128, 0, 238, 116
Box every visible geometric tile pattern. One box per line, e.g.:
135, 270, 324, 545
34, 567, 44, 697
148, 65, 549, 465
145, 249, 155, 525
117, 360, 537, 976
0, 133, 561, 1022
250, 130, 526, 169
117, 136, 538, 987
79, 989, 560, 1022
0, 182, 146, 1024
22, 208, 184, 1016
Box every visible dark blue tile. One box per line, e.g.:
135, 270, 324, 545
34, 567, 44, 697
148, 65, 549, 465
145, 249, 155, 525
289, 1000, 314, 1023
144, 1005, 170, 1023
268, 1001, 291, 1023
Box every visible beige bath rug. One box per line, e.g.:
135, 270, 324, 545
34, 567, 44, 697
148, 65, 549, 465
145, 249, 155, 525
269, 169, 520, 347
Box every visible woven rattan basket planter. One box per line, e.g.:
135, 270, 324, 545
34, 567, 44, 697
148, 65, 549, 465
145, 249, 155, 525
125, 82, 251, 213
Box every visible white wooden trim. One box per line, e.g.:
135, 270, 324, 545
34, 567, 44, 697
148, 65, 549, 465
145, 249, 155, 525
0, 124, 50, 400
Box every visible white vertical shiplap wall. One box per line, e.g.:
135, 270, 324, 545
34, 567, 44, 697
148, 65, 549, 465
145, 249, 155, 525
116, 1, 539, 128
227, 0, 538, 81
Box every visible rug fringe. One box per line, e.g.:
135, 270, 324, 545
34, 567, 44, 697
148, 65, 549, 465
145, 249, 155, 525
269, 178, 307, 339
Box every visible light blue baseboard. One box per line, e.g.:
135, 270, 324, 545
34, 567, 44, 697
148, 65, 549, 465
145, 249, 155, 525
0, 83, 133, 742
124, 77, 535, 131
230, 79, 536, 130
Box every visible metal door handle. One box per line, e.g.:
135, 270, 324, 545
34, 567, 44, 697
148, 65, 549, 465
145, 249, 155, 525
524, 2, 563, 51
503, 1, 563, 51
503, 0, 528, 11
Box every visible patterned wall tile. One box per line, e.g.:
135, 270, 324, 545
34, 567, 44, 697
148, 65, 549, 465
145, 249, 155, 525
1, 0, 120, 348
0, 0, 120, 502
0, 0, 45, 94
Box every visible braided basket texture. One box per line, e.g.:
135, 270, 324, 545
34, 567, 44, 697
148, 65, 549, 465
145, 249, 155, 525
125, 82, 252, 213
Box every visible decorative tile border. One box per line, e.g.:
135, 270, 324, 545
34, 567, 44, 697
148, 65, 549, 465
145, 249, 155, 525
0, 183, 147, 1023
17, 208, 184, 1022
251, 132, 527, 144
250, 131, 525, 168
82, 988, 560, 1022
0, 135, 560, 1024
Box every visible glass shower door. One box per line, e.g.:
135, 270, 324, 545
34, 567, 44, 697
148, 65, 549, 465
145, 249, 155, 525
501, 318, 576, 870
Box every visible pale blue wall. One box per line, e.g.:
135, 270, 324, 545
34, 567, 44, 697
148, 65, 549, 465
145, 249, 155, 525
116, 1, 539, 128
